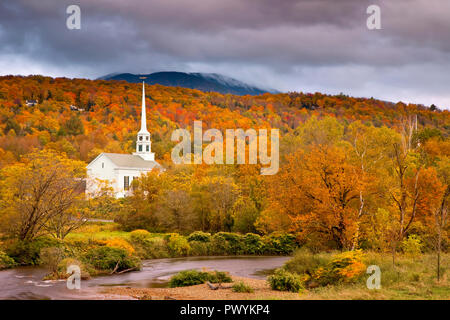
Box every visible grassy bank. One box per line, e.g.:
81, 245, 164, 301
275, 249, 449, 300
105, 250, 449, 300
63, 223, 298, 258
0, 222, 298, 279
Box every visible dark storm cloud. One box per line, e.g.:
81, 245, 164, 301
0, 0, 449, 108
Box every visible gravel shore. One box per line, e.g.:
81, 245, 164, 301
102, 275, 302, 300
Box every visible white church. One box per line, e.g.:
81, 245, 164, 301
86, 82, 163, 198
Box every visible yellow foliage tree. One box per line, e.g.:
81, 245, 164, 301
0, 149, 86, 240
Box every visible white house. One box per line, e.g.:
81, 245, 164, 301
25, 99, 38, 106
86, 82, 163, 198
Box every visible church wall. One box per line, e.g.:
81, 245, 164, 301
86, 154, 119, 197
115, 168, 153, 198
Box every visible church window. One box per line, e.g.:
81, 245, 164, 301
139, 136, 143, 141
102, 162, 104, 168
146, 136, 149, 141
124, 176, 130, 191
139, 145, 142, 152
131, 177, 138, 190
146, 145, 149, 152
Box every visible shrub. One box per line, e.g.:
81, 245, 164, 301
63, 238, 105, 257
145, 237, 170, 258
166, 232, 299, 256
210, 234, 229, 255
129, 230, 171, 259
5, 237, 62, 265
83, 246, 140, 273
131, 236, 170, 259
115, 209, 157, 232
219, 232, 243, 254
103, 238, 135, 255
40, 247, 65, 273
313, 250, 366, 286
167, 233, 191, 257
189, 241, 210, 256
187, 231, 211, 242
207, 270, 232, 284
210, 232, 243, 255
401, 235, 423, 257
263, 233, 297, 255
268, 269, 304, 293
75, 222, 118, 234
329, 251, 366, 281
410, 272, 421, 282
284, 248, 330, 275
277, 233, 298, 253
130, 229, 152, 242
242, 233, 263, 255
232, 281, 254, 293
169, 270, 232, 287
302, 233, 331, 253
57, 258, 92, 280
283, 250, 366, 288
0, 251, 16, 270
169, 270, 208, 287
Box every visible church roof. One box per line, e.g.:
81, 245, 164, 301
100, 153, 162, 170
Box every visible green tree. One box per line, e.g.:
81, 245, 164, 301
64, 114, 85, 136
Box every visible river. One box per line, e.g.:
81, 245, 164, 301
0, 256, 289, 300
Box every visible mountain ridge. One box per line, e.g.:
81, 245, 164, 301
98, 71, 277, 96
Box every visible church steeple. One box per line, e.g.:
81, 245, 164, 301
134, 81, 155, 161
139, 81, 148, 134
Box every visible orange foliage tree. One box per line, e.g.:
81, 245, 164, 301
264, 146, 368, 250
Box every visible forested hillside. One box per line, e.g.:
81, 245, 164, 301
0, 75, 448, 252
0, 75, 448, 165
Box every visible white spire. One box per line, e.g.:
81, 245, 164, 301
134, 80, 155, 161
139, 81, 149, 134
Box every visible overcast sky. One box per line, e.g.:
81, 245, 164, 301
0, 0, 449, 109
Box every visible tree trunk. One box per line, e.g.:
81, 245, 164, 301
391, 241, 396, 268
437, 231, 441, 282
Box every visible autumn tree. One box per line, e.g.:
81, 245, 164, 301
0, 149, 86, 241
61, 114, 85, 136
345, 122, 400, 248
116, 170, 168, 231
266, 146, 367, 250
85, 179, 122, 219
432, 186, 449, 281
233, 165, 266, 233
366, 208, 400, 263
386, 141, 446, 264
429, 158, 450, 281
203, 176, 240, 232
156, 189, 195, 232
190, 179, 213, 232
388, 144, 423, 241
